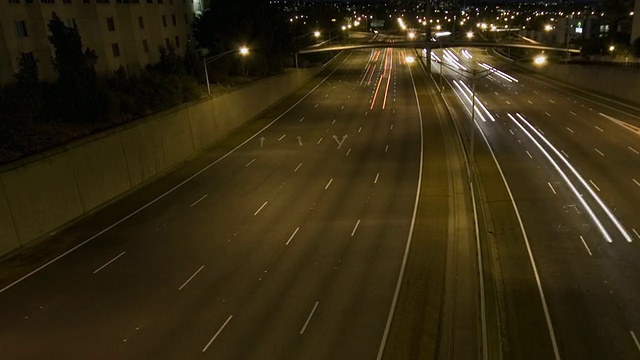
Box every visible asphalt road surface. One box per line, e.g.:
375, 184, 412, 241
432, 47, 640, 359
0, 49, 477, 359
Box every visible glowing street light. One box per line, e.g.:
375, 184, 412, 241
405, 56, 415, 63
544, 24, 553, 31
534, 55, 547, 65
239, 46, 249, 55
313, 31, 321, 38
204, 46, 249, 95
466, 31, 474, 39
408, 32, 416, 39
609, 45, 615, 52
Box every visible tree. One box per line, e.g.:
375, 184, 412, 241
47, 12, 101, 122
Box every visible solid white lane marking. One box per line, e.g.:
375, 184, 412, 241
300, 301, 319, 335
561, 150, 569, 158
633, 179, 640, 187
579, 236, 592, 256
589, 180, 601, 192
526, 150, 533, 159
631, 331, 640, 352
202, 315, 233, 352
629, 146, 639, 154
509, 129, 515, 136
254, 201, 268, 216
548, 182, 556, 194
351, 219, 361, 237
325, 178, 333, 190
286, 227, 300, 246
595, 148, 605, 156
346, 148, 351, 156
317, 137, 323, 144
566, 127, 574, 133
93, 251, 126, 274
190, 194, 209, 207
278, 134, 286, 141
294, 163, 302, 172
374, 173, 380, 184
178, 265, 204, 290
570, 111, 577, 115
299, 117, 305, 122
594, 126, 604, 132
245, 159, 256, 167
385, 145, 389, 153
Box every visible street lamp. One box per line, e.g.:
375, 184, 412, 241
313, 31, 321, 38
203, 46, 249, 96
466, 31, 474, 39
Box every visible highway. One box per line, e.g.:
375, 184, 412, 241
0, 49, 478, 359
431, 46, 640, 359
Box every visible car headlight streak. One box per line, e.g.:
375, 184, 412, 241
478, 62, 519, 83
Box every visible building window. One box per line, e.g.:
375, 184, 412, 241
15, 21, 28, 37
162, 15, 167, 27
20, 52, 36, 66
175, 35, 180, 47
138, 16, 144, 29
142, 39, 149, 52
164, 38, 170, 48
107, 17, 115, 31
112, 43, 120, 57
171, 15, 176, 26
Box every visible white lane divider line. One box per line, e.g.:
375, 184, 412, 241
341, 105, 345, 110
595, 148, 605, 156
566, 127, 574, 134
358, 126, 362, 133
528, 100, 533, 104
589, 180, 601, 192
549, 99, 555, 104
629, 146, 639, 154
317, 137, 323, 144
548, 182, 556, 194
509, 129, 515, 136
390, 124, 394, 130
374, 173, 380, 184
254, 201, 268, 216
286, 227, 300, 246
300, 301, 319, 335
594, 126, 604, 132
245, 159, 256, 167
190, 194, 209, 207
178, 265, 204, 290
570, 111, 577, 115
633, 229, 640, 240
545, 112, 552, 117
346, 148, 351, 156
561, 150, 569, 158
634, 179, 640, 188
325, 178, 333, 190
579, 236, 592, 256
299, 117, 305, 122
631, 331, 640, 352
385, 145, 389, 153
294, 163, 302, 172
332, 119, 336, 125
351, 219, 361, 237
93, 251, 126, 274
506, 101, 511, 105
526, 150, 533, 159
202, 315, 233, 352
314, 104, 319, 108
278, 134, 286, 141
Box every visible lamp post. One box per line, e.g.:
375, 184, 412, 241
203, 46, 249, 96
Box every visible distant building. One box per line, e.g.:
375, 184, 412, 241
0, 0, 195, 84
632, 0, 640, 43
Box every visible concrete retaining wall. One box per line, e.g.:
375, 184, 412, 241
0, 68, 319, 257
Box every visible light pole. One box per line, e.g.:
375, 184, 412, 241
203, 46, 249, 96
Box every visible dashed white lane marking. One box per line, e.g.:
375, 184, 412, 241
390, 124, 394, 130
93, 251, 126, 274
351, 219, 361, 237
286, 227, 300, 246
589, 180, 601, 192
595, 148, 605, 156
178, 265, 204, 290
294, 163, 302, 172
300, 301, 319, 335
549, 99, 555, 104
385, 145, 389, 153
509, 129, 515, 136
346, 148, 351, 156
314, 104, 319, 108
374, 173, 380, 184
566, 127, 574, 133
633, 179, 640, 188
299, 117, 305, 122
579, 236, 593, 256
630, 331, 640, 352
190, 194, 209, 207
570, 111, 577, 115
325, 178, 333, 190
633, 229, 640, 240
594, 126, 604, 132
629, 146, 639, 155
317, 137, 323, 144
561, 150, 569, 158
254, 201, 268, 216
548, 182, 556, 194
526, 150, 533, 159
506, 101, 511, 105
331, 119, 336, 125
341, 105, 345, 110
528, 100, 533, 104
545, 112, 552, 117
202, 315, 233, 352
278, 134, 286, 141
245, 159, 256, 167
358, 127, 362, 133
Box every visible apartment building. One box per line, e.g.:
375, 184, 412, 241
0, 0, 195, 84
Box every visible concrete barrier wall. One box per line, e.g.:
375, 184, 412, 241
0, 68, 320, 257
526, 63, 640, 106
